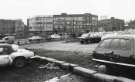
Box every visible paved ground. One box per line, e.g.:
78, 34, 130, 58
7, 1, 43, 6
23, 41, 98, 53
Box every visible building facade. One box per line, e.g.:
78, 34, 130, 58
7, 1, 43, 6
98, 17, 125, 31
0, 19, 25, 37
14, 20, 26, 38
0, 20, 15, 34
53, 13, 98, 35
128, 20, 135, 29
27, 16, 53, 36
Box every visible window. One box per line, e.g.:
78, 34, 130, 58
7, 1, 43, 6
98, 39, 112, 48
0, 48, 4, 54
4, 37, 8, 40
120, 39, 130, 50
102, 39, 131, 50
109, 39, 120, 49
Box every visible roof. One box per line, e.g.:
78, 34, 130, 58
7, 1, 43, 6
102, 34, 135, 40
0, 43, 11, 46
53, 13, 98, 17
28, 36, 42, 40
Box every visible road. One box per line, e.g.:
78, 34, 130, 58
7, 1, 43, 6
23, 41, 98, 53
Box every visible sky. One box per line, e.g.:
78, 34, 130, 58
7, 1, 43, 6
0, 0, 135, 24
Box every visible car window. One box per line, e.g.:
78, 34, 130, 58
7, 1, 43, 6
120, 39, 130, 50
0, 48, 4, 53
4, 47, 9, 52
98, 39, 112, 48
4, 38, 8, 40
109, 39, 120, 49
4, 46, 14, 54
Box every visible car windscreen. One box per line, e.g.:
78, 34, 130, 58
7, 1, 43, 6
98, 39, 112, 49
98, 38, 131, 50
0, 46, 14, 54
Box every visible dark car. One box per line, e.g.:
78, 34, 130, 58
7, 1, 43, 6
79, 32, 101, 44
92, 34, 135, 74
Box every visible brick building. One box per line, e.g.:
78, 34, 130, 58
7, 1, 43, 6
98, 17, 125, 31
53, 13, 98, 35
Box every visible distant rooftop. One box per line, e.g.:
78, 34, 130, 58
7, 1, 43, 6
54, 13, 98, 17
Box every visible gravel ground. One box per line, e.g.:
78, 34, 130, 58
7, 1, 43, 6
0, 60, 66, 82
22, 41, 98, 53
31, 49, 94, 69
0, 58, 93, 82
31, 49, 135, 80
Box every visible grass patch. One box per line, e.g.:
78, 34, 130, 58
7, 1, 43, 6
33, 49, 93, 68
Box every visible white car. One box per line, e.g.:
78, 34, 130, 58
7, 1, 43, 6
0, 44, 34, 67
50, 34, 61, 39
28, 36, 43, 43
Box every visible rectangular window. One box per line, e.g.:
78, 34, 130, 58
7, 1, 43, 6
120, 39, 131, 50
98, 39, 112, 48
109, 39, 120, 49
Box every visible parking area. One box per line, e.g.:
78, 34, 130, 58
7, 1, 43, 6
0, 41, 98, 82
1, 40, 135, 81
23, 41, 98, 54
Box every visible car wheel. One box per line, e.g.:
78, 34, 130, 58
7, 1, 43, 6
80, 41, 84, 44
85, 40, 89, 44
13, 57, 26, 68
97, 65, 107, 73
91, 61, 107, 73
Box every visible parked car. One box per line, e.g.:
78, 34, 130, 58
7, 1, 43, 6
0, 44, 34, 67
0, 40, 7, 43
78, 32, 101, 44
92, 34, 135, 74
49, 34, 61, 40
28, 36, 44, 43
1, 36, 15, 44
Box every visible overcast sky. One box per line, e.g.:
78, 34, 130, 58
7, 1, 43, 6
0, 0, 135, 23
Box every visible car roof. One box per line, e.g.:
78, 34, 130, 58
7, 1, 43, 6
102, 34, 135, 40
0, 43, 11, 46
0, 40, 6, 42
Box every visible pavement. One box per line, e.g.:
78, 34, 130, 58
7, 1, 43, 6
23, 41, 98, 53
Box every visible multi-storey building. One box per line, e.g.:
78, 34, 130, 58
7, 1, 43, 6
0, 19, 25, 37
27, 16, 53, 36
0, 20, 15, 34
14, 20, 26, 38
98, 17, 125, 31
128, 20, 135, 29
53, 13, 98, 35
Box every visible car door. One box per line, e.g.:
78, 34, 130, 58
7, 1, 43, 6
0, 47, 11, 66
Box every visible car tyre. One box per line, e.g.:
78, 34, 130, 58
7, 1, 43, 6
97, 65, 107, 73
80, 40, 84, 44
13, 57, 26, 68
